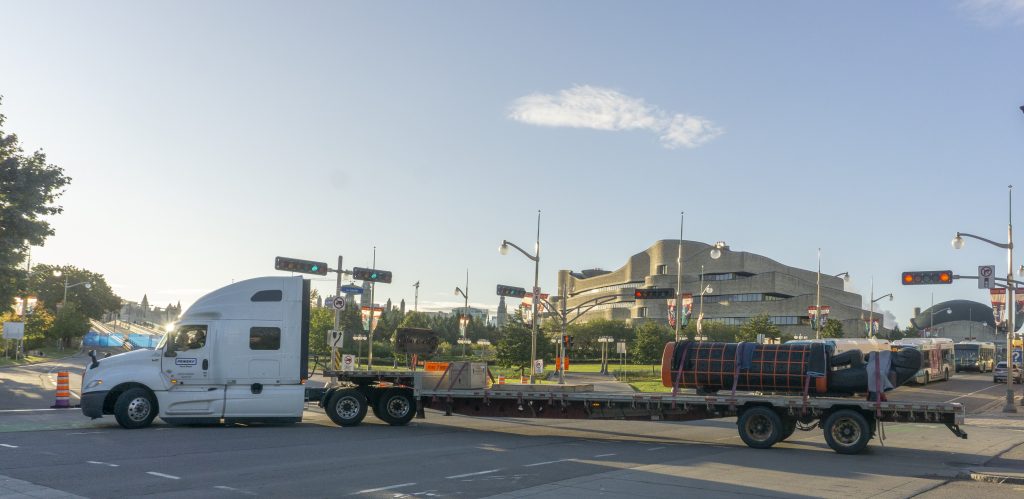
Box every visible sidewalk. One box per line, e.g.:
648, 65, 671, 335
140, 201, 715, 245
957, 400, 1024, 485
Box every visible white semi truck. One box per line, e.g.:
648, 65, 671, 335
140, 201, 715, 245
81, 276, 967, 454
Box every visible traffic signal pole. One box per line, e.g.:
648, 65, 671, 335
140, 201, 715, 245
333, 255, 343, 371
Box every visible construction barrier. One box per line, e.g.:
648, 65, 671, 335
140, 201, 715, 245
520, 375, 528, 384
53, 371, 70, 408
497, 376, 506, 384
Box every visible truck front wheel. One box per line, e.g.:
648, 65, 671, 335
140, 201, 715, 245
375, 389, 416, 426
113, 388, 156, 429
326, 389, 368, 427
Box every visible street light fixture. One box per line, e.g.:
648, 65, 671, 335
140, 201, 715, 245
54, 269, 92, 309
476, 339, 491, 361
952, 184, 1017, 412
454, 270, 470, 355
866, 277, 893, 337
499, 210, 542, 383
353, 334, 367, 368
709, 241, 727, 260
597, 336, 614, 374
457, 337, 472, 358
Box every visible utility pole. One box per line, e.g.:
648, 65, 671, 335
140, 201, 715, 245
413, 281, 420, 311
332, 255, 343, 371
674, 212, 684, 342
368, 246, 376, 370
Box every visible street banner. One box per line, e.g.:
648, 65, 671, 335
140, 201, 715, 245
667, 293, 693, 327
360, 306, 383, 332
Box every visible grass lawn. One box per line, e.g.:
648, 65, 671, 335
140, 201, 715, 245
0, 346, 73, 368
628, 379, 673, 393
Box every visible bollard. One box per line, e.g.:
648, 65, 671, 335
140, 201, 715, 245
52, 371, 71, 408
498, 376, 506, 385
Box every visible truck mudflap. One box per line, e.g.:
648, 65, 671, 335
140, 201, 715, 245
947, 424, 968, 439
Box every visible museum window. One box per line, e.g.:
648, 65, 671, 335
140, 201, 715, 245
656, 264, 669, 275
636, 307, 648, 318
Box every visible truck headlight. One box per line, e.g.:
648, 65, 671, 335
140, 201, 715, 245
85, 379, 103, 389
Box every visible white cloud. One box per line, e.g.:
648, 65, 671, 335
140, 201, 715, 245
508, 85, 723, 149
960, 0, 1024, 26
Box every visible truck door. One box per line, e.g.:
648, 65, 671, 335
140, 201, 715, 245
159, 324, 225, 422
222, 323, 304, 420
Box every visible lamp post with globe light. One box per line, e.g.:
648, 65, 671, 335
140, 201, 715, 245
500, 210, 542, 383
454, 270, 470, 356
952, 184, 1021, 412
52, 269, 92, 310
866, 277, 894, 337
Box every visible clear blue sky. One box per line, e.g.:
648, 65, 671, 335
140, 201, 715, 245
4, 1, 1023, 326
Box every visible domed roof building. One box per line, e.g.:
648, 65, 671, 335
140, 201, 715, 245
909, 300, 1011, 355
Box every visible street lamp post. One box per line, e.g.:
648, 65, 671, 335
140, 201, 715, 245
867, 277, 893, 338
813, 249, 850, 339
953, 184, 1017, 412
500, 210, 541, 384
455, 270, 470, 356
352, 334, 367, 368
476, 339, 491, 361
675, 212, 684, 342
53, 269, 92, 309
598, 336, 613, 374
457, 337, 472, 358
693, 243, 727, 338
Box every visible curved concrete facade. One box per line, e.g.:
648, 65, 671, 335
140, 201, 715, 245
558, 240, 869, 338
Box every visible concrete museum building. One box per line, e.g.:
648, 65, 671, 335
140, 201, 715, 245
558, 240, 870, 338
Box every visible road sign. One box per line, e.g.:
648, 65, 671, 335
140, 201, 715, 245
328, 329, 342, 347
534, 359, 544, 375
616, 341, 627, 354
341, 354, 356, 372
340, 284, 364, 295
2, 322, 24, 340
332, 296, 347, 310
1013, 350, 1022, 365
979, 265, 996, 289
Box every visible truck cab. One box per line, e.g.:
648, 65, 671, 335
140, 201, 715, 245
80, 276, 310, 428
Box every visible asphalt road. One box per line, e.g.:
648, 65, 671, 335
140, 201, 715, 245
3, 357, 1024, 498
886, 371, 1017, 414
0, 351, 88, 411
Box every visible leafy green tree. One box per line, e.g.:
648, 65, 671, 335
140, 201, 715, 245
632, 321, 673, 365
400, 311, 431, 329
821, 318, 844, 339
495, 313, 553, 372
0, 103, 72, 313
737, 314, 781, 343
1, 308, 54, 350
565, 319, 632, 360
308, 307, 334, 356
49, 301, 89, 349
28, 264, 121, 319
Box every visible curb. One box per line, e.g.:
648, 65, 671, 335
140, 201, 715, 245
959, 468, 1024, 485
0, 351, 84, 370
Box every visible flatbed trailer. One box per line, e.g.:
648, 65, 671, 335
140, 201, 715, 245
311, 368, 967, 455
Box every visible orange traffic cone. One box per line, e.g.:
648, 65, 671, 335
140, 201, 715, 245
52, 371, 71, 408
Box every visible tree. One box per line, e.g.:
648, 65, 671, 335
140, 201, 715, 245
632, 321, 673, 365
308, 307, 334, 356
1, 308, 54, 350
821, 318, 844, 339
29, 264, 122, 319
0, 101, 72, 312
49, 301, 89, 349
400, 311, 431, 329
737, 314, 781, 343
495, 313, 552, 372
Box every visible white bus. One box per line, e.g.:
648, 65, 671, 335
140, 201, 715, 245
891, 338, 955, 384
954, 341, 996, 373
785, 338, 891, 356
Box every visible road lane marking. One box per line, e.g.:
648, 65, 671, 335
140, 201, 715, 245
0, 444, 18, 448
87, 461, 119, 467
946, 383, 1004, 403
0, 408, 65, 413
146, 472, 180, 480
524, 458, 576, 467
647, 447, 666, 451
214, 485, 257, 495
594, 453, 616, 458
352, 483, 416, 494
69, 432, 106, 435
445, 469, 500, 479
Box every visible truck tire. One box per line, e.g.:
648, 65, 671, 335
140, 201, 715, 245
325, 389, 368, 427
737, 406, 782, 449
823, 409, 871, 454
375, 388, 416, 426
113, 388, 156, 429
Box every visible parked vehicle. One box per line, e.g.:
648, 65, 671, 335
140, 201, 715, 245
993, 362, 1022, 384
80, 276, 967, 455
954, 341, 996, 373
891, 338, 955, 383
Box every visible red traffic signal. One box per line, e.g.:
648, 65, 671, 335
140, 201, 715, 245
901, 270, 953, 285
634, 288, 675, 299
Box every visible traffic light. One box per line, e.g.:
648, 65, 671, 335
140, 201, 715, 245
901, 270, 954, 285
496, 284, 527, 298
352, 267, 392, 283
634, 287, 674, 299
275, 256, 329, 276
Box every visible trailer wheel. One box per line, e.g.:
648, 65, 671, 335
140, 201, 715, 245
325, 389, 368, 427
823, 409, 871, 454
113, 388, 156, 429
737, 407, 782, 449
376, 388, 416, 426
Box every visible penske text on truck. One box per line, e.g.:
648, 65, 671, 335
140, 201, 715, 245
80, 276, 967, 454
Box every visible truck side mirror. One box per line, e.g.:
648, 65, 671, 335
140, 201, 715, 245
164, 338, 177, 357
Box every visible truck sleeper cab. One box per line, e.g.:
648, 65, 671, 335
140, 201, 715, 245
80, 277, 311, 428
